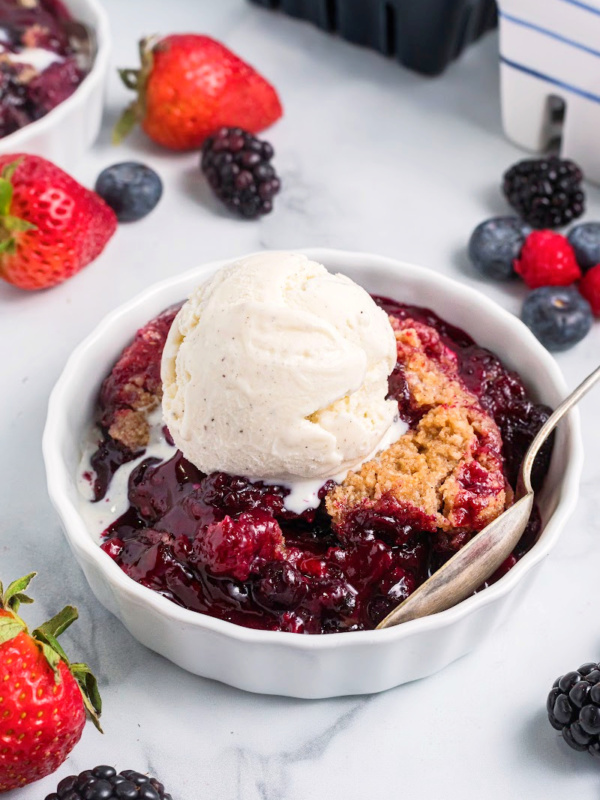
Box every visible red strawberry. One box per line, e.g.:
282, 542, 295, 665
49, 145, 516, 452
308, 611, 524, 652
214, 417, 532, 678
0, 573, 102, 792
114, 35, 283, 151
0, 155, 117, 291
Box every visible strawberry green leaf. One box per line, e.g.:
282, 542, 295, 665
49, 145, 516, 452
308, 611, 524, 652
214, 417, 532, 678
0, 238, 16, 256
139, 34, 160, 65
34, 628, 70, 665
0, 159, 23, 216
11, 592, 34, 605
114, 35, 158, 145
39, 641, 62, 679
8, 592, 33, 615
1, 158, 22, 183
32, 606, 78, 673
3, 215, 36, 233
0, 159, 36, 246
0, 616, 26, 646
117, 68, 140, 90
71, 662, 103, 731
35, 605, 78, 639
0, 178, 13, 217
1, 573, 36, 611
112, 104, 141, 145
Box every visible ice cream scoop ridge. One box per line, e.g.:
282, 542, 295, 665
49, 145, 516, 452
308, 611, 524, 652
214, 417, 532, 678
161, 251, 400, 482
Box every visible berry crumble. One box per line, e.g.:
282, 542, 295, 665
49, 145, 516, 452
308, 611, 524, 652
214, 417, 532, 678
79, 293, 553, 634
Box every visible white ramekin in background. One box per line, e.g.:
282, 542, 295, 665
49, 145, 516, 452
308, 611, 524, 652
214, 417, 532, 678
43, 249, 583, 698
0, 0, 110, 170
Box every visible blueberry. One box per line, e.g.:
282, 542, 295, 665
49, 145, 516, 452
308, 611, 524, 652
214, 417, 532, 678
95, 162, 163, 222
468, 217, 532, 280
522, 287, 593, 351
567, 222, 600, 272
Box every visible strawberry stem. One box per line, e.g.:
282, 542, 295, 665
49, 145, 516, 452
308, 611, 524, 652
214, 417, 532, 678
1, 159, 22, 182
113, 35, 158, 145
0, 160, 37, 256
117, 68, 140, 90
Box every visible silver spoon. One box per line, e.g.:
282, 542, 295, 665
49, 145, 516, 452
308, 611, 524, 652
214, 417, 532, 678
377, 363, 600, 630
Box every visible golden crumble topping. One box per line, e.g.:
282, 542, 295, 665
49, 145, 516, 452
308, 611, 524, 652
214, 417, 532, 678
108, 408, 151, 450
326, 317, 510, 533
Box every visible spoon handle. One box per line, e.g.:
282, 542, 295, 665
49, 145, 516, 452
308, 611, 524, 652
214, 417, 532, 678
519, 363, 600, 496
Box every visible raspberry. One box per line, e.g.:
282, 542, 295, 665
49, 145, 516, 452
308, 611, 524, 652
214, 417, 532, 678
192, 509, 285, 581
514, 230, 581, 289
579, 264, 600, 316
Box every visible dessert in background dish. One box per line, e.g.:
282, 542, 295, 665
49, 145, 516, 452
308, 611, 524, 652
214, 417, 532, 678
0, 0, 88, 140
78, 253, 553, 634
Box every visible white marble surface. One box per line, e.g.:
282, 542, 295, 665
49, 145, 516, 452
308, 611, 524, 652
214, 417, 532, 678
2, 0, 600, 797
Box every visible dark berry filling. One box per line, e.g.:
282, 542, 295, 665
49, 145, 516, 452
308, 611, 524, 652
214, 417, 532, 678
91, 294, 553, 634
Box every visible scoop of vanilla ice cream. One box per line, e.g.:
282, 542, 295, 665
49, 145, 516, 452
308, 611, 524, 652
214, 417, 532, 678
161, 251, 398, 481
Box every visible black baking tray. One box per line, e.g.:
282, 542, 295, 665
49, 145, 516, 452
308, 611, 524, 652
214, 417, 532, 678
248, 0, 498, 76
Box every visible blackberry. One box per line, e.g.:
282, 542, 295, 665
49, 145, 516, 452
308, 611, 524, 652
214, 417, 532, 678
547, 663, 600, 756
201, 126, 280, 219
502, 157, 585, 229
44, 765, 172, 800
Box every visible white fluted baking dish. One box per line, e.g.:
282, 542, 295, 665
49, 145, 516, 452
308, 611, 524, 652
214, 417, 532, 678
43, 249, 582, 698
